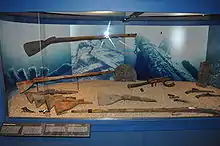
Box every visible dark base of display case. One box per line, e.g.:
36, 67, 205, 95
0, 117, 219, 146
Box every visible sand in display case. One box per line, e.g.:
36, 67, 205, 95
0, 12, 220, 119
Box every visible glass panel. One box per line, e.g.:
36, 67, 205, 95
0, 12, 219, 119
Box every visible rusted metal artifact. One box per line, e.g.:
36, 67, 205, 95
127, 77, 175, 89
24, 89, 78, 104
185, 88, 214, 94
71, 107, 220, 116
24, 91, 93, 115
97, 94, 156, 106
32, 89, 78, 95
173, 99, 189, 103
168, 94, 188, 103
21, 107, 35, 113
168, 94, 179, 99
195, 93, 220, 98
140, 88, 144, 92
45, 95, 77, 111
55, 99, 93, 115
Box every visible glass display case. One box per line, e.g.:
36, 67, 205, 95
0, 12, 220, 119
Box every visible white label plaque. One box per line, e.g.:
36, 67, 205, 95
67, 126, 88, 133
22, 126, 42, 135
45, 125, 66, 135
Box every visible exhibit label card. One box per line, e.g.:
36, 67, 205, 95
0, 123, 90, 137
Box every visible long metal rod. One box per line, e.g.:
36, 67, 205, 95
71, 107, 220, 116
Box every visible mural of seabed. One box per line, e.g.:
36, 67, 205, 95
71, 40, 124, 81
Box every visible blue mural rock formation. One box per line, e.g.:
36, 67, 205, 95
134, 35, 195, 81
71, 40, 123, 81
181, 60, 198, 79
17, 68, 28, 81
48, 63, 72, 77
28, 66, 37, 80
158, 38, 172, 56
39, 66, 49, 77
7, 68, 19, 84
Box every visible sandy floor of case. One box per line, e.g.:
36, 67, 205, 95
8, 80, 220, 118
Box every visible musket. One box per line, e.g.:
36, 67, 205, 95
17, 70, 114, 94
24, 33, 137, 57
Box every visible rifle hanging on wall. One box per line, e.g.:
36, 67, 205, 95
24, 33, 137, 57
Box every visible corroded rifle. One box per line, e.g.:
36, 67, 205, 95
17, 70, 114, 93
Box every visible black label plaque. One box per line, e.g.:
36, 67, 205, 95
0, 123, 90, 137
0, 124, 21, 136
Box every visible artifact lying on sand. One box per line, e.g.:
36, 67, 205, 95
24, 92, 92, 115
45, 95, 77, 111
32, 89, 78, 95
168, 94, 179, 99
55, 99, 93, 115
195, 93, 220, 99
98, 93, 156, 106
173, 99, 189, 103
185, 88, 214, 94
24, 89, 78, 103
21, 107, 35, 113
168, 94, 188, 103
71, 107, 220, 116
140, 88, 144, 92
127, 77, 175, 89
24, 33, 137, 57
17, 70, 114, 93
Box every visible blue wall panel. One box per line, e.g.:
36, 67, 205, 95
0, 130, 220, 146
1, 0, 220, 13
143, 130, 220, 146
0, 132, 143, 146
